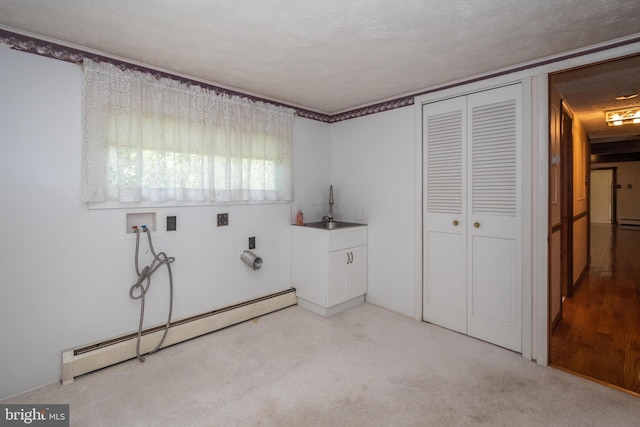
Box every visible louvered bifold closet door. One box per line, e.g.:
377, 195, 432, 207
466, 84, 522, 352
422, 96, 467, 335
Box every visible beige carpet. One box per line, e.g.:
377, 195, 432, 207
3, 303, 639, 426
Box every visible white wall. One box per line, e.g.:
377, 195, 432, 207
0, 47, 329, 399
330, 108, 416, 317
292, 117, 331, 205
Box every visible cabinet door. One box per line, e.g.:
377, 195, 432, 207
327, 250, 349, 307
347, 245, 368, 298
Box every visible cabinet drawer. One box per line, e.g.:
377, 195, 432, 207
328, 226, 367, 252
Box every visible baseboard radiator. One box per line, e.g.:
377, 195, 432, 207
62, 288, 297, 385
620, 218, 640, 229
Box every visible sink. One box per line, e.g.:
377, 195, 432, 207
302, 221, 365, 230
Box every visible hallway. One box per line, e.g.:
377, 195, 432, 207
551, 224, 640, 395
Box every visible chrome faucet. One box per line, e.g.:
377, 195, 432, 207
328, 184, 334, 222
323, 185, 334, 223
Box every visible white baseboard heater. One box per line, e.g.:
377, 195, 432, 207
62, 288, 297, 385
620, 218, 640, 229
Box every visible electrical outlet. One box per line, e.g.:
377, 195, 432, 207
249, 236, 255, 249
217, 213, 229, 226
167, 216, 177, 231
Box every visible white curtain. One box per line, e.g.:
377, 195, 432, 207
82, 59, 294, 203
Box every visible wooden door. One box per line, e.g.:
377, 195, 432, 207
549, 98, 563, 331
561, 109, 574, 298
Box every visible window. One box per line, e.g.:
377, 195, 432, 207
82, 60, 294, 205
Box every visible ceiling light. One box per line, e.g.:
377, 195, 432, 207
614, 92, 638, 101
605, 107, 640, 126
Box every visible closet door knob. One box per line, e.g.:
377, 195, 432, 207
474, 222, 480, 228
453, 220, 459, 226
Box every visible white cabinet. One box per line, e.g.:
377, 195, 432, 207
292, 225, 367, 316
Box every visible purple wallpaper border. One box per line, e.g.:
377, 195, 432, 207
3, 29, 640, 123
0, 29, 335, 122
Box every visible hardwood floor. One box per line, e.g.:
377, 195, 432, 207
551, 224, 640, 394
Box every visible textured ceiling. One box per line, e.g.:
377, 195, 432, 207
552, 55, 640, 141
1, 1, 640, 130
